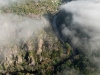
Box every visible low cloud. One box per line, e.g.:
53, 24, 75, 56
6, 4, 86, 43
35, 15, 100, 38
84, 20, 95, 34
59, 0, 100, 74
60, 0, 100, 51
0, 13, 47, 46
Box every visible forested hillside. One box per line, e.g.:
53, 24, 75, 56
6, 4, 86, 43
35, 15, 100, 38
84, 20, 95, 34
0, 0, 100, 75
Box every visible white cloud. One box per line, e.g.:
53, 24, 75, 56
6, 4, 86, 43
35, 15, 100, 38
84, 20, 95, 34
60, 0, 100, 50
59, 0, 100, 69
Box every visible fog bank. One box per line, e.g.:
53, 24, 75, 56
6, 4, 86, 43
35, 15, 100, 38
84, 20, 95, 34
59, 0, 100, 74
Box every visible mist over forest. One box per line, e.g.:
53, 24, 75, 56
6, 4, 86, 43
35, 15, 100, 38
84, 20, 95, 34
0, 0, 100, 75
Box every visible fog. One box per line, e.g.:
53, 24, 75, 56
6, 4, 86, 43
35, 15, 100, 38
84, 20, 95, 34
0, 0, 49, 63
59, 0, 100, 74
0, 0, 100, 74
0, 13, 47, 46
60, 0, 100, 51
0, 0, 23, 7
0, 0, 45, 7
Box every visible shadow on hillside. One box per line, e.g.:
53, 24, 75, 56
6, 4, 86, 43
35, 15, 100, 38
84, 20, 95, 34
43, 10, 97, 75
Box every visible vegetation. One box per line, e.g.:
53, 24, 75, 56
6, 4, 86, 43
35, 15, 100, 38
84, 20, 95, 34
1, 0, 61, 15
0, 0, 99, 75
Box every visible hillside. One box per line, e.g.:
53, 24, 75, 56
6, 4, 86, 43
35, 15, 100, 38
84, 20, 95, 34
0, 0, 100, 75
